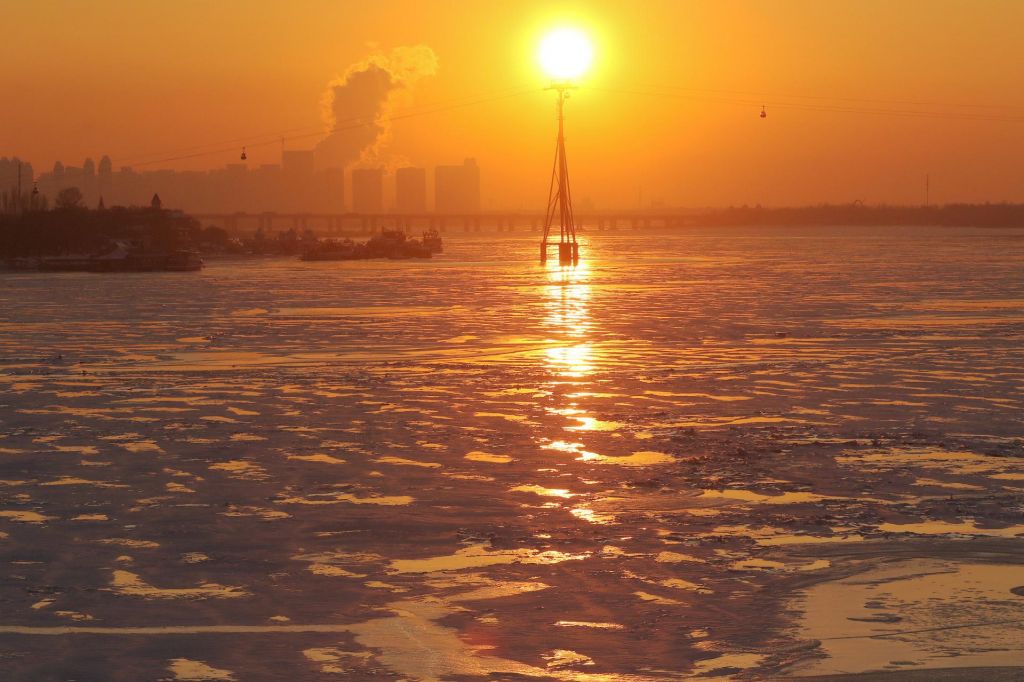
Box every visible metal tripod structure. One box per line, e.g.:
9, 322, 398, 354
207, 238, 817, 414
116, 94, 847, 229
540, 83, 579, 265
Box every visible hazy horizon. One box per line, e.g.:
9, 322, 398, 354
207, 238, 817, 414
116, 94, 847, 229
4, 0, 1024, 210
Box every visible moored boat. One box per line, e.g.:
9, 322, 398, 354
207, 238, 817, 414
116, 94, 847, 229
422, 228, 443, 254
300, 230, 438, 261
38, 241, 203, 272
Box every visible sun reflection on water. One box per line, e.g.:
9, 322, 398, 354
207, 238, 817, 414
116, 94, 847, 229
544, 344, 594, 378
538, 257, 621, 526
542, 259, 594, 378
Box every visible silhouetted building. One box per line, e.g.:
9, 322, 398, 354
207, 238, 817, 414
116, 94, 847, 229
281, 150, 315, 179
250, 163, 282, 211
315, 167, 346, 212
352, 168, 383, 213
31, 151, 372, 215
0, 157, 36, 213
98, 155, 112, 203
395, 167, 426, 213
435, 158, 480, 213
281, 150, 315, 212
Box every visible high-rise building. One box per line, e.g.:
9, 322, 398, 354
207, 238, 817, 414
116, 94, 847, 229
315, 167, 345, 212
0, 158, 34, 213
395, 167, 426, 213
28, 152, 373, 215
98, 155, 112, 204
281, 150, 315, 211
435, 158, 480, 213
250, 164, 282, 212
351, 168, 383, 213
281, 150, 315, 179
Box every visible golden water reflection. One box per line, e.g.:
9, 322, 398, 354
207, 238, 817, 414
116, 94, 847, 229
544, 344, 594, 378
542, 260, 593, 338
541, 259, 594, 379
538, 259, 621, 525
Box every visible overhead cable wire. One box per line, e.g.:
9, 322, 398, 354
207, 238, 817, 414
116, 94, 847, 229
120, 85, 541, 168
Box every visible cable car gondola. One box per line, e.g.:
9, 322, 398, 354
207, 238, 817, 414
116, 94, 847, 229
240, 147, 247, 161
760, 105, 767, 119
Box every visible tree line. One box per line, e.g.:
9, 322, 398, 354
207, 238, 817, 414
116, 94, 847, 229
0, 188, 229, 258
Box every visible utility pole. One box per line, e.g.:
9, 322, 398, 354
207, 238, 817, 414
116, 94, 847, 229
925, 174, 930, 207
539, 83, 579, 265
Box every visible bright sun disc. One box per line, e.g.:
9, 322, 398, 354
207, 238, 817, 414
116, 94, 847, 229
539, 28, 593, 81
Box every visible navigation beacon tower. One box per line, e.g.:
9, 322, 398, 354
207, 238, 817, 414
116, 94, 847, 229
539, 83, 580, 266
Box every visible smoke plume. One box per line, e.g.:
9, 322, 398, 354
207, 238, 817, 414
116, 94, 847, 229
315, 45, 438, 170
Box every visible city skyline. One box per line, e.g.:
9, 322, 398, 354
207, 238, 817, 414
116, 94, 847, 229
1, 151, 484, 215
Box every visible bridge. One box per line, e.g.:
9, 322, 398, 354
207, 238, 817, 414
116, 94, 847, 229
190, 211, 702, 235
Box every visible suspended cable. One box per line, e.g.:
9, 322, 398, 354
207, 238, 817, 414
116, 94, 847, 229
630, 82, 1024, 113
588, 84, 1024, 124
6, 80, 1024, 183
117, 84, 539, 168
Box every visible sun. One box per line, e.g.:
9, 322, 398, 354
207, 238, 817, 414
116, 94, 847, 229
538, 28, 594, 81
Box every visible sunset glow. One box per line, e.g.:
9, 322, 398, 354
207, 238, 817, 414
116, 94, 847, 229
3, 3, 1024, 206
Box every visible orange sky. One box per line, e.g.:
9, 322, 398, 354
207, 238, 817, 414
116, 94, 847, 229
4, 0, 1024, 208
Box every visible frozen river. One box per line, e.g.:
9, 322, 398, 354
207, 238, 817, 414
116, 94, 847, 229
1, 227, 1023, 680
